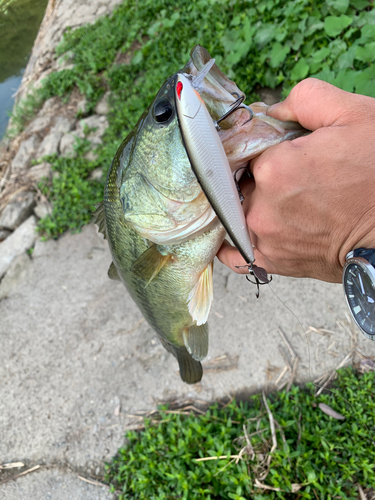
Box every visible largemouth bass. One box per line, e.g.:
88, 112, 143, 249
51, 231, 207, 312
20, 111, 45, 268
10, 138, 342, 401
95, 46, 306, 384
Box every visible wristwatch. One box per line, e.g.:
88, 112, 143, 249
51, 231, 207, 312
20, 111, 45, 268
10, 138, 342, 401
343, 248, 375, 340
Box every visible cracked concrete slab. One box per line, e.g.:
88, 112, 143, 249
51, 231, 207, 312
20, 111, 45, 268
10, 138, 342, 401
1, 468, 114, 500
1, 224, 375, 496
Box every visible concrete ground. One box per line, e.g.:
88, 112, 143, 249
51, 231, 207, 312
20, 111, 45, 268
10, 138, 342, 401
1, 224, 375, 498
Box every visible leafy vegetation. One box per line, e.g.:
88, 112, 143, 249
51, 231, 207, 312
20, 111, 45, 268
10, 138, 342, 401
7, 0, 375, 237
105, 368, 375, 499
37, 138, 102, 235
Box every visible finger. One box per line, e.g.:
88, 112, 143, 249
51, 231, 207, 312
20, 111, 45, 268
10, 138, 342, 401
216, 239, 273, 275
266, 78, 359, 130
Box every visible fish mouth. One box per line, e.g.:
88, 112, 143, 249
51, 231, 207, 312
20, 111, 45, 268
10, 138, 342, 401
181, 46, 308, 174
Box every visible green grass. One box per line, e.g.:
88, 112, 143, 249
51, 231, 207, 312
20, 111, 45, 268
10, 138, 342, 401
6, 0, 375, 237
105, 368, 375, 499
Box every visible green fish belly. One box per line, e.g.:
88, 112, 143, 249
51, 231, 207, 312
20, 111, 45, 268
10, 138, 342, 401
102, 150, 225, 383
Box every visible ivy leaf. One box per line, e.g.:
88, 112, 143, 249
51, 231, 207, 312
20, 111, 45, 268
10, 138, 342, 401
254, 23, 275, 46
355, 66, 375, 97
326, 0, 349, 14
290, 58, 309, 81
305, 20, 324, 37
311, 47, 330, 63
269, 42, 290, 68
355, 8, 375, 28
332, 69, 359, 92
350, 0, 371, 9
357, 24, 375, 44
335, 43, 356, 69
310, 68, 335, 84
221, 35, 252, 66
329, 39, 347, 58
355, 42, 375, 62
291, 32, 304, 51
324, 15, 353, 37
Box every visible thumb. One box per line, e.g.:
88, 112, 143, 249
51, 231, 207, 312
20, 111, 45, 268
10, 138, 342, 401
266, 78, 357, 131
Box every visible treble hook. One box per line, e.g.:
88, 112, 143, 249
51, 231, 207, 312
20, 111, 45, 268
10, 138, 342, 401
235, 263, 272, 298
233, 166, 253, 205
215, 93, 254, 131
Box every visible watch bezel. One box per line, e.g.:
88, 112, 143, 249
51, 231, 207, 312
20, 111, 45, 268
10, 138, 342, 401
343, 256, 375, 340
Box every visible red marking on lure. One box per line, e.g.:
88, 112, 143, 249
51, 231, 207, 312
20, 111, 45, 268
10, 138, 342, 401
177, 81, 183, 100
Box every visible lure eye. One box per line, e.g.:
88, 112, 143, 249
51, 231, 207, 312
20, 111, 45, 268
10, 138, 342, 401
153, 98, 173, 123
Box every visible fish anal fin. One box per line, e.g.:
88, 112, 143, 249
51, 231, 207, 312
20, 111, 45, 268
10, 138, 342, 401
108, 261, 121, 281
132, 245, 171, 287
183, 323, 209, 361
188, 261, 214, 325
93, 201, 107, 240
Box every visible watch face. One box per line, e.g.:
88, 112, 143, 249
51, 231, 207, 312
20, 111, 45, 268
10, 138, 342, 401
344, 261, 375, 339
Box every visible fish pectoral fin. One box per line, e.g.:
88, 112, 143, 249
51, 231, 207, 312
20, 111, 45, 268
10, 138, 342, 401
131, 245, 171, 287
183, 323, 209, 361
187, 261, 214, 326
93, 201, 107, 239
108, 261, 121, 281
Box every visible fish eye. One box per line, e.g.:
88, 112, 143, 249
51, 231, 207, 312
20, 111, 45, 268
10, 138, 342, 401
153, 98, 173, 123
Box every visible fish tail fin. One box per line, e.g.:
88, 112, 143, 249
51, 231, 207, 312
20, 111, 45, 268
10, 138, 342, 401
175, 347, 203, 384
158, 337, 203, 384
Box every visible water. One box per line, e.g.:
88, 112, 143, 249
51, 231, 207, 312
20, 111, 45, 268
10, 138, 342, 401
0, 0, 49, 139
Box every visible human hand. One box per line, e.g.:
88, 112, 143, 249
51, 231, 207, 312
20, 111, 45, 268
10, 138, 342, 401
217, 78, 375, 283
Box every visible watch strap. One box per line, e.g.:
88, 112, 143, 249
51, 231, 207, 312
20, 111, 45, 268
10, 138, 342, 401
353, 247, 375, 267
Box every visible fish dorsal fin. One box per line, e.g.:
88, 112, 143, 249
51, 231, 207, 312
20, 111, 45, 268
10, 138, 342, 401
93, 201, 107, 240
108, 261, 121, 281
132, 245, 171, 287
183, 323, 209, 361
187, 261, 214, 326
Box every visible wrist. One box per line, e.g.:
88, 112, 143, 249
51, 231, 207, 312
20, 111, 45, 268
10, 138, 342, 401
338, 216, 375, 268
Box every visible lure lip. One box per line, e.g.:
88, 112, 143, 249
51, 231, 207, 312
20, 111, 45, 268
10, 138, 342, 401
175, 72, 255, 266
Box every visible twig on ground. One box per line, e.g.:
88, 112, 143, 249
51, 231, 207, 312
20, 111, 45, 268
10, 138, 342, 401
260, 391, 277, 481
315, 351, 353, 396
278, 328, 297, 359
275, 366, 288, 386
213, 458, 237, 477
278, 378, 289, 391
278, 346, 292, 371
307, 326, 336, 336
77, 475, 109, 488
254, 478, 303, 492
241, 423, 255, 461
0, 465, 41, 485
314, 372, 328, 385
0, 462, 24, 470
195, 455, 239, 462
327, 341, 336, 351
355, 348, 367, 359
357, 484, 367, 500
